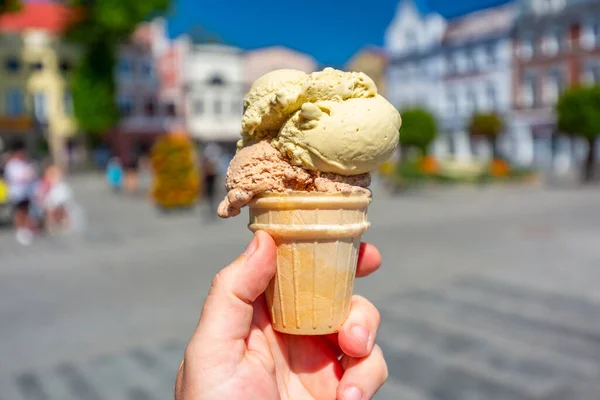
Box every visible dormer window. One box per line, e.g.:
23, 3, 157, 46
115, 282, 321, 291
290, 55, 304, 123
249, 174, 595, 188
209, 75, 225, 86
534, 0, 566, 14
405, 30, 417, 50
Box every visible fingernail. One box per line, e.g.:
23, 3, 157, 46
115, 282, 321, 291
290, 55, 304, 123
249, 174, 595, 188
343, 386, 363, 400
350, 325, 370, 350
243, 234, 259, 256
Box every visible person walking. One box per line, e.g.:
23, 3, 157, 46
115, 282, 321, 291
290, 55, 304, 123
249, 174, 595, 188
4, 140, 36, 245
106, 157, 124, 192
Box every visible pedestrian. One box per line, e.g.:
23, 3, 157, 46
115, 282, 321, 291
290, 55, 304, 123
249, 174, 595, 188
41, 165, 76, 233
202, 143, 222, 217
4, 140, 36, 245
124, 159, 139, 195
175, 231, 388, 399
106, 157, 124, 193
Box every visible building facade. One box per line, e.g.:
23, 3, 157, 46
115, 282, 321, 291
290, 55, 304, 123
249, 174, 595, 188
183, 42, 245, 156
0, 2, 79, 168
111, 20, 181, 166
439, 3, 516, 162
512, 0, 600, 172
385, 0, 517, 162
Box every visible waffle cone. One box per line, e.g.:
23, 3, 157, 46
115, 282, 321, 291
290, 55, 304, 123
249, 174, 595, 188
248, 192, 371, 335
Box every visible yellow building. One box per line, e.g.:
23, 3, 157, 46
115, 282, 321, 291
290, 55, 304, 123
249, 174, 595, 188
0, 2, 79, 168
345, 46, 388, 97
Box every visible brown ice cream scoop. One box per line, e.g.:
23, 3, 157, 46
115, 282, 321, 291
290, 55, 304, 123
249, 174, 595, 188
217, 140, 370, 218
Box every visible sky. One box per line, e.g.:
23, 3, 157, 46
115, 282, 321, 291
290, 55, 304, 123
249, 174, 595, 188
167, 0, 512, 66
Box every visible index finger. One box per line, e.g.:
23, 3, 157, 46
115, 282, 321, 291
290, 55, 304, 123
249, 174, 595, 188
356, 242, 381, 278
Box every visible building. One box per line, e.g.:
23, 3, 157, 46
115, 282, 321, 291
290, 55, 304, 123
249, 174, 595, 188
0, 2, 79, 168
512, 0, 600, 172
243, 46, 317, 90
385, 0, 516, 162
183, 40, 245, 157
439, 3, 516, 162
385, 0, 446, 115
345, 46, 389, 96
111, 19, 181, 166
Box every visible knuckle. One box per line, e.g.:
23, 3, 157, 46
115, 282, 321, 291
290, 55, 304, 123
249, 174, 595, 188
372, 344, 389, 382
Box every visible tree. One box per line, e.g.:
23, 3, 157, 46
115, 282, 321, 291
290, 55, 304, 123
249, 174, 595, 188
0, 0, 20, 14
557, 86, 600, 182
399, 108, 437, 156
65, 0, 171, 142
468, 112, 504, 159
150, 133, 200, 209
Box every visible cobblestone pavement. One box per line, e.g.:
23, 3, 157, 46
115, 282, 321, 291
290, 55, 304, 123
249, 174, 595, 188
1, 175, 600, 399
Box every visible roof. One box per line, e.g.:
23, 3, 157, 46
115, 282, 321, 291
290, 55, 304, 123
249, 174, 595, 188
402, 0, 514, 20
0, 2, 76, 34
443, 2, 516, 44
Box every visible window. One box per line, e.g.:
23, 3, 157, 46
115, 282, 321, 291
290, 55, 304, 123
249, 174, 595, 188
231, 100, 241, 115
584, 64, 600, 85
445, 54, 456, 75
117, 95, 134, 117
4, 57, 21, 73
214, 99, 222, 115
166, 102, 177, 117
486, 84, 497, 110
209, 75, 225, 86
485, 44, 496, 65
520, 36, 534, 59
405, 30, 417, 49
544, 69, 564, 105
144, 98, 156, 116
535, 0, 565, 14
466, 89, 477, 113
593, 20, 600, 47
195, 99, 204, 115
544, 29, 561, 55
59, 60, 72, 74
5, 88, 24, 116
63, 91, 73, 116
30, 61, 44, 71
465, 48, 476, 71
521, 74, 536, 108
33, 91, 47, 121
447, 92, 458, 114
118, 58, 132, 76
141, 61, 153, 79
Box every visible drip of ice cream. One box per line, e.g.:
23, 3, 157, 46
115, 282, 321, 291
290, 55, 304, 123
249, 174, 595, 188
218, 67, 401, 219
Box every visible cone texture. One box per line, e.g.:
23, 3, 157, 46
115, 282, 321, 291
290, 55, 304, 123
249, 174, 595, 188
249, 192, 370, 335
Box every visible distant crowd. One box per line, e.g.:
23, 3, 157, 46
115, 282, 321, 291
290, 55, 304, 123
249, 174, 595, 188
0, 140, 75, 245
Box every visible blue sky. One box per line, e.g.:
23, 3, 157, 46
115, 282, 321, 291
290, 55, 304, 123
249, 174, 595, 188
167, 0, 512, 66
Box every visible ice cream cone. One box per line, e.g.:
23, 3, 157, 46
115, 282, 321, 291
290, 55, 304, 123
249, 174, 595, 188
248, 192, 371, 335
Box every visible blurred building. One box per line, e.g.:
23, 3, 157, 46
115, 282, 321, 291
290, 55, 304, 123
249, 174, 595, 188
512, 0, 600, 172
111, 19, 181, 166
0, 2, 79, 167
438, 3, 516, 162
385, 0, 516, 162
243, 46, 317, 90
183, 41, 244, 157
345, 46, 389, 96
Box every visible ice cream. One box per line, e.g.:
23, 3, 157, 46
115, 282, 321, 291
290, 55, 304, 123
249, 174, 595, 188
218, 67, 401, 218
218, 140, 371, 218
217, 67, 401, 335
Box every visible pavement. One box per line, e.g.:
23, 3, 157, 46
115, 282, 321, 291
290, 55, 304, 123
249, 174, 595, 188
1, 174, 600, 399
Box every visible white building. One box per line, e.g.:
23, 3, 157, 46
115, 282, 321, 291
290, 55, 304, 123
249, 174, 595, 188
183, 41, 244, 152
385, 0, 517, 162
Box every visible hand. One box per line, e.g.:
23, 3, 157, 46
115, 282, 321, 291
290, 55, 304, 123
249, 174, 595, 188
175, 231, 387, 400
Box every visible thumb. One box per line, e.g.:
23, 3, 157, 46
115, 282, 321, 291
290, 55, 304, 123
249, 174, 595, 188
189, 231, 276, 355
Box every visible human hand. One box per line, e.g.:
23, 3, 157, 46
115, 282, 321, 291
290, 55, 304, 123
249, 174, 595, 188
175, 231, 387, 400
